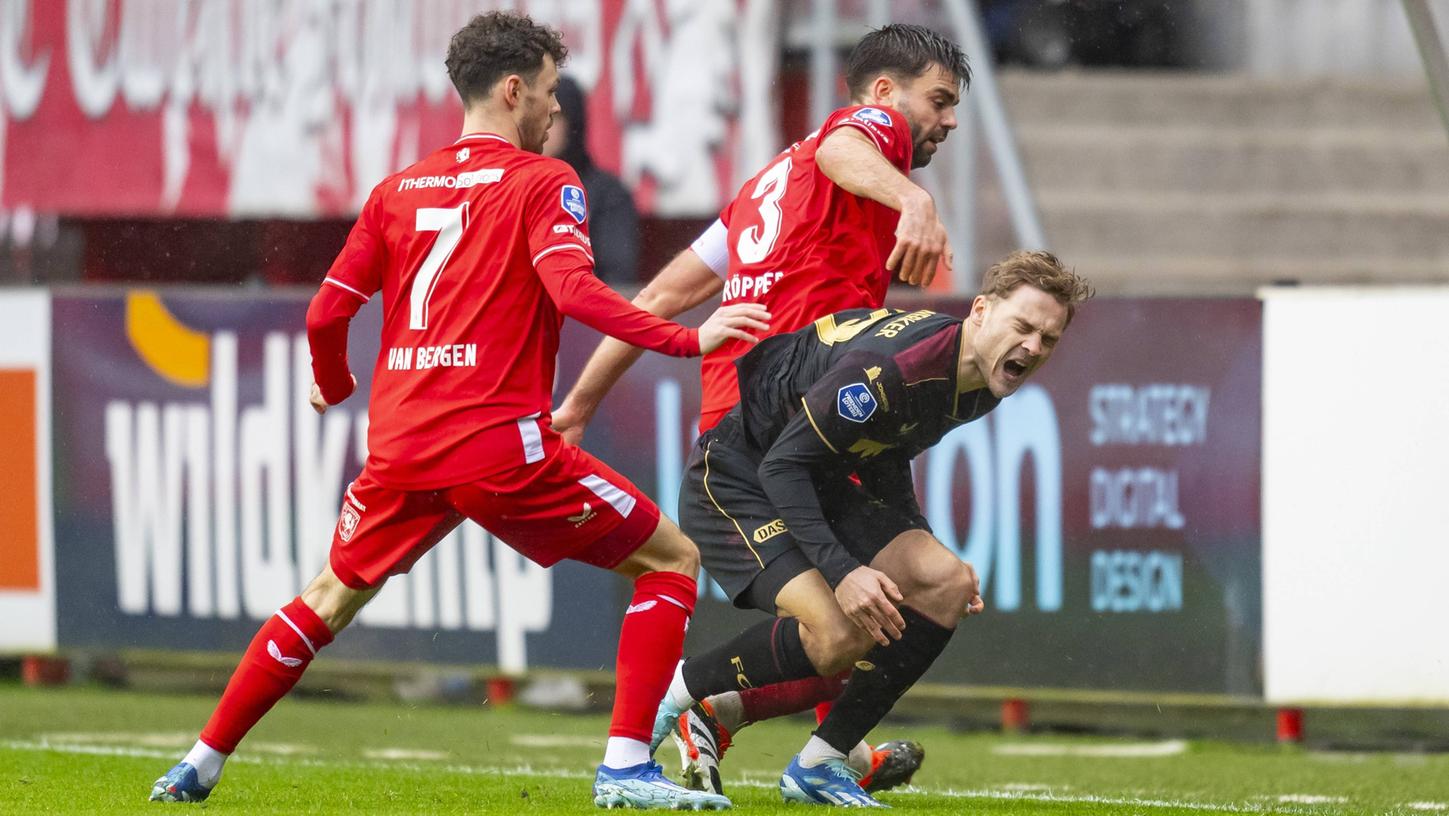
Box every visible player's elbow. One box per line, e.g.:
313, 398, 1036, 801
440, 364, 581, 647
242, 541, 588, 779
633, 279, 680, 316
756, 458, 784, 487
306, 285, 354, 335
305, 292, 335, 335
636, 258, 719, 317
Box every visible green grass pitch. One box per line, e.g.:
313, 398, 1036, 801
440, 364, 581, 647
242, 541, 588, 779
2, 683, 1448, 815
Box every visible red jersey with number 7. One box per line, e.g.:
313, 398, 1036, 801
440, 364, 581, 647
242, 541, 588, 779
312, 133, 698, 490
699, 105, 914, 432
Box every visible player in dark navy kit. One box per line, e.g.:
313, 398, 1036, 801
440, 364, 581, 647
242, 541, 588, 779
651, 251, 1092, 806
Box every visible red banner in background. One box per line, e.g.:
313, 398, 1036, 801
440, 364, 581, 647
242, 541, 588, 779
0, 0, 778, 218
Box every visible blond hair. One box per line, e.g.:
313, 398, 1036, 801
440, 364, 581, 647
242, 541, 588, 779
979, 250, 1093, 325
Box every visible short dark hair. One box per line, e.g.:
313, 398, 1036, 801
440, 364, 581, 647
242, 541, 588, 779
845, 24, 971, 99
446, 12, 568, 109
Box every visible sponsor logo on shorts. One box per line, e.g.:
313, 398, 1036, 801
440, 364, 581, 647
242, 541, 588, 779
853, 107, 893, 127
561, 185, 587, 223
854, 659, 876, 671
568, 501, 596, 527
752, 518, 788, 543
837, 382, 877, 423
338, 503, 361, 542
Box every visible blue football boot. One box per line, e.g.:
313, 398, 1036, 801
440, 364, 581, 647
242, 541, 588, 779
594, 761, 731, 810
148, 762, 212, 803
779, 754, 887, 808
649, 694, 689, 755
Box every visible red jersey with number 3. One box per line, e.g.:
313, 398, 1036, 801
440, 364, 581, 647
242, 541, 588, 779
320, 133, 693, 490
699, 105, 914, 431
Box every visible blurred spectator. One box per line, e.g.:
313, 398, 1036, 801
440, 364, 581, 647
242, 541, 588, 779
544, 76, 641, 284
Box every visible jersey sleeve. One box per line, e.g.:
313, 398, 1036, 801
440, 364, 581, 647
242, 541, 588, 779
321, 183, 387, 302
854, 453, 928, 530
535, 251, 699, 357
522, 161, 597, 269
307, 185, 387, 404
822, 105, 914, 173
756, 351, 907, 587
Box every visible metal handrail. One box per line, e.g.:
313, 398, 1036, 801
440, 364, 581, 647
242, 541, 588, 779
1403, 0, 1449, 144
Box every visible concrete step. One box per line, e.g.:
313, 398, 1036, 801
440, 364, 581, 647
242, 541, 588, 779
1019, 126, 1449, 195
1039, 191, 1449, 261
1056, 255, 1449, 297
999, 70, 1444, 131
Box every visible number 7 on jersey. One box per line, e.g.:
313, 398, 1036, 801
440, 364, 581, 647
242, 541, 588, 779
409, 204, 469, 331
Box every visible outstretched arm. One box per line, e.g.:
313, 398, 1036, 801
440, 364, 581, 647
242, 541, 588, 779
553, 222, 728, 444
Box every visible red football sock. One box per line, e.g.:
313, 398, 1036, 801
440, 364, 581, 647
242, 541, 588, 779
610, 571, 697, 742
199, 597, 335, 754
736, 672, 847, 725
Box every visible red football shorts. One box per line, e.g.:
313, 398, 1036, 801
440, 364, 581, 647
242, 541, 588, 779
327, 443, 662, 590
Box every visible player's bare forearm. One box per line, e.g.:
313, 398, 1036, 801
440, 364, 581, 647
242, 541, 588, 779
816, 127, 930, 214
819, 128, 948, 287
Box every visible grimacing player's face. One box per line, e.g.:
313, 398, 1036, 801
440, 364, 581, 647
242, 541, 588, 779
895, 63, 961, 169
969, 285, 1070, 398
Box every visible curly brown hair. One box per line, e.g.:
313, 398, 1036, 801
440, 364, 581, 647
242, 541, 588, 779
446, 12, 568, 110
979, 250, 1094, 325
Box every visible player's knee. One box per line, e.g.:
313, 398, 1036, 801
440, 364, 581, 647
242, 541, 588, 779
650, 527, 702, 576
301, 566, 374, 634
916, 558, 976, 620
620, 516, 701, 577
669, 540, 702, 576
800, 617, 872, 675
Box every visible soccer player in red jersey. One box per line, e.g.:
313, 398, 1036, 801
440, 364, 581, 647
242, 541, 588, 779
148, 12, 766, 810
553, 24, 971, 798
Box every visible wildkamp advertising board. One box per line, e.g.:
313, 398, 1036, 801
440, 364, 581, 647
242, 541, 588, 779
51, 291, 1261, 694
51, 290, 615, 673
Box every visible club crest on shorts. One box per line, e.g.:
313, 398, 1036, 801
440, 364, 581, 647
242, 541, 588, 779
837, 382, 877, 423
853, 107, 892, 127
338, 503, 361, 542
560, 185, 587, 224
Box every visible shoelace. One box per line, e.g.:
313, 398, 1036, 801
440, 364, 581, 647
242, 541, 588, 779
826, 760, 864, 785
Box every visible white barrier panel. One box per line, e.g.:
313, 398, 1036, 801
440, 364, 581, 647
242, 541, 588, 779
0, 290, 54, 651
1262, 287, 1449, 704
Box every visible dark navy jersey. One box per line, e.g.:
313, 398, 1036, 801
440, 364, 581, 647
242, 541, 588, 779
727, 307, 1001, 586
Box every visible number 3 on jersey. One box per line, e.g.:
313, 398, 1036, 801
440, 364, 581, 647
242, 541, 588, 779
736, 157, 791, 265
409, 203, 469, 331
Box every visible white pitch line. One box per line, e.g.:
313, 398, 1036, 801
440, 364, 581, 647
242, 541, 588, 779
363, 748, 451, 761
0, 738, 1362, 814
993, 739, 1189, 758
1278, 794, 1347, 805
1407, 803, 1449, 812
